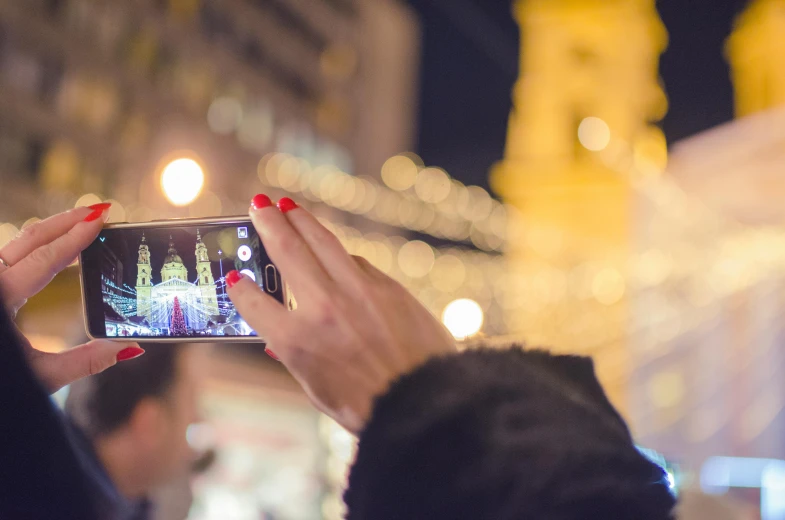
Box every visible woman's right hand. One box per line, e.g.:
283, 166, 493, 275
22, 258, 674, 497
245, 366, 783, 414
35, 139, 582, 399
227, 195, 457, 434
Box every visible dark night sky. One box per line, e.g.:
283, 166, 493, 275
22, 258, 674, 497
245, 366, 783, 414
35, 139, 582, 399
405, 0, 750, 193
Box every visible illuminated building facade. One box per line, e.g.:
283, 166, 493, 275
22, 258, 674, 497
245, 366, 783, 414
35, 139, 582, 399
492, 0, 668, 412
134, 233, 219, 332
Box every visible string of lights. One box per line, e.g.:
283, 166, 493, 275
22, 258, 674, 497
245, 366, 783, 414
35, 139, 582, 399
257, 152, 508, 251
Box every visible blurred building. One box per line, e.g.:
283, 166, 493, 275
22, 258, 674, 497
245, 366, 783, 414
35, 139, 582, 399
492, 0, 669, 412
494, 2, 785, 513
0, 1, 420, 519
0, 0, 420, 220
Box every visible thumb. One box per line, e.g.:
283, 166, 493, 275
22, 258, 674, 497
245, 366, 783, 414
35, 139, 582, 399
34, 341, 145, 393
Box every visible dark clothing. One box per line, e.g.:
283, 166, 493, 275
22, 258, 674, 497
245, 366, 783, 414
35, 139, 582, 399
345, 348, 677, 520
0, 306, 149, 520
63, 418, 152, 520
1, 298, 674, 519
0, 309, 97, 520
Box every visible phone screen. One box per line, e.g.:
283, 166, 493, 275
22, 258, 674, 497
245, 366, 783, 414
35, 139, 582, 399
80, 219, 282, 340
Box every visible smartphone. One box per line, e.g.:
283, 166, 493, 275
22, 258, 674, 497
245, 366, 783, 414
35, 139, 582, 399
80, 217, 286, 342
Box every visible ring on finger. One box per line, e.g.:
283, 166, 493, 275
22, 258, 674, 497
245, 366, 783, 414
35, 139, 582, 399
0, 254, 10, 269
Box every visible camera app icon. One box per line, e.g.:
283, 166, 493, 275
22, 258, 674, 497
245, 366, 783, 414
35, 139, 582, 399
237, 227, 248, 239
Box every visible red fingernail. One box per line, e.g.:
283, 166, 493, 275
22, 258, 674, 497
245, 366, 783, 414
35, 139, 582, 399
83, 209, 105, 222
226, 270, 243, 288
265, 349, 279, 361
251, 194, 273, 210
277, 197, 298, 213
88, 203, 112, 212
117, 347, 145, 362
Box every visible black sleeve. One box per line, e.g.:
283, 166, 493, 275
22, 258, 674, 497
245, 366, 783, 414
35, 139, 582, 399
0, 306, 98, 520
344, 347, 676, 520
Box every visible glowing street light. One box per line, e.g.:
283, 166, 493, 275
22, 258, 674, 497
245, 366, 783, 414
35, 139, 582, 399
161, 157, 205, 206
442, 298, 484, 339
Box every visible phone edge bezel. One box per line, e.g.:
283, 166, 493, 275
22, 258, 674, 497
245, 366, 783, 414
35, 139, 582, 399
79, 216, 281, 343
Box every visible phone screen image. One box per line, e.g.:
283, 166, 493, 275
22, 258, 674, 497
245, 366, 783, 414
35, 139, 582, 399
80, 219, 282, 340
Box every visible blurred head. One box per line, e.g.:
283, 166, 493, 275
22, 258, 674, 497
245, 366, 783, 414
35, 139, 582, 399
66, 344, 198, 498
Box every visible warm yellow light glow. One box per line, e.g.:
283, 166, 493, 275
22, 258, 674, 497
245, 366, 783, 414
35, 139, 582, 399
22, 217, 41, 229
397, 240, 435, 278
381, 155, 419, 191
161, 158, 205, 206
415, 167, 452, 203
442, 298, 484, 339
592, 268, 626, 305
0, 223, 19, 249
75, 193, 103, 208
578, 117, 611, 151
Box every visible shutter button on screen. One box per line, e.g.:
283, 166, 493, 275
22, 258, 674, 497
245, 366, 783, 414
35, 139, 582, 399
237, 245, 252, 262
265, 265, 278, 293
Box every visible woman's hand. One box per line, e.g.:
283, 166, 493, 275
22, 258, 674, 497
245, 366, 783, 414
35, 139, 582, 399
0, 205, 144, 393
227, 195, 457, 434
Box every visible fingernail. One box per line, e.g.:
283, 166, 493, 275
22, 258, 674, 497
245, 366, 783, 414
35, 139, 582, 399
83, 209, 105, 222
226, 270, 243, 288
251, 194, 273, 210
117, 347, 145, 362
83, 202, 112, 222
265, 349, 279, 361
277, 197, 298, 213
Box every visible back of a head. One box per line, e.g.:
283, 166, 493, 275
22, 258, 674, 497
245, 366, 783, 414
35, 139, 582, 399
344, 348, 677, 520
67, 344, 183, 438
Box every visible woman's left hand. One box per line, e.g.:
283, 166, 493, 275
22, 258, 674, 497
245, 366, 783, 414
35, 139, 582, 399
0, 204, 144, 393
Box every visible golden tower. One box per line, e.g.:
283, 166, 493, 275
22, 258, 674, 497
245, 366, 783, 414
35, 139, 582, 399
492, 0, 668, 412
195, 230, 219, 317
136, 234, 153, 319
727, 0, 785, 117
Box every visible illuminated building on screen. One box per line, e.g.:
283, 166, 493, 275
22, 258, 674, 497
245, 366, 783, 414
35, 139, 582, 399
134, 232, 219, 332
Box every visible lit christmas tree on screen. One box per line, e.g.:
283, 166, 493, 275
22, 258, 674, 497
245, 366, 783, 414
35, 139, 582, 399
170, 296, 188, 335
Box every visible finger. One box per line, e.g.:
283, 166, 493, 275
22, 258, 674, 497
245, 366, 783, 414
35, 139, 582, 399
33, 341, 144, 393
0, 204, 109, 266
281, 200, 365, 284
225, 270, 290, 346
248, 194, 335, 298
0, 211, 109, 311
352, 255, 392, 281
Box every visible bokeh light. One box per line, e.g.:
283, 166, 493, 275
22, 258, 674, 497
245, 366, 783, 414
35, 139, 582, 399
161, 157, 205, 206
397, 240, 435, 278
381, 154, 419, 191
74, 193, 103, 208
578, 117, 611, 151
592, 268, 626, 305
415, 167, 452, 203
442, 298, 484, 339
207, 97, 243, 135
0, 223, 19, 249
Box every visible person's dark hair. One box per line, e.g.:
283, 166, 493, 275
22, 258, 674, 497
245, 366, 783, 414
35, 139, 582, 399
68, 344, 183, 438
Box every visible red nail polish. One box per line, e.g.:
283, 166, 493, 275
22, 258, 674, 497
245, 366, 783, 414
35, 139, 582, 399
265, 349, 279, 361
277, 197, 298, 213
251, 194, 273, 210
83, 209, 105, 222
226, 270, 243, 288
117, 347, 145, 362
88, 202, 112, 212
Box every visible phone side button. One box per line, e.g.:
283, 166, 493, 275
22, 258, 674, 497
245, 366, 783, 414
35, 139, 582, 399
265, 265, 279, 294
